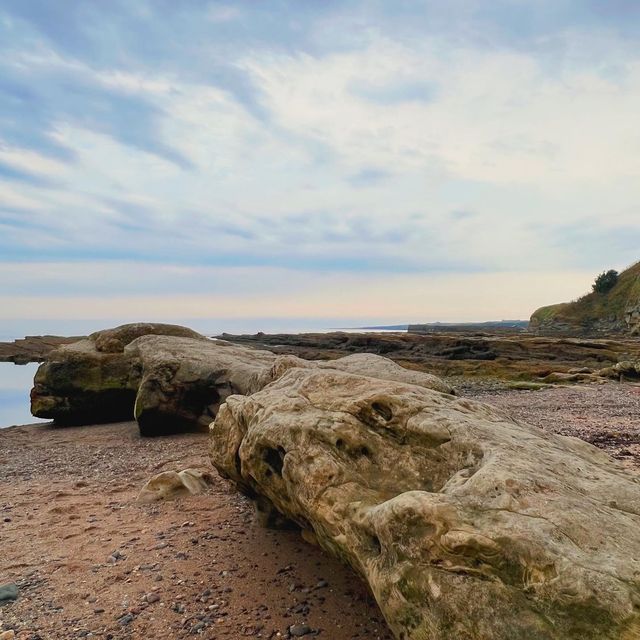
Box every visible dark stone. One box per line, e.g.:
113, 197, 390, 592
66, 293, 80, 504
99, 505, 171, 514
0, 582, 18, 601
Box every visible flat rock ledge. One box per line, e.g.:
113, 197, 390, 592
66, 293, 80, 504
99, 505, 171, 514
210, 367, 640, 640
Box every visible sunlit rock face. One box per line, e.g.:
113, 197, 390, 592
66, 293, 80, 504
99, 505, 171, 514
30, 323, 278, 435
268, 353, 454, 395
129, 336, 276, 436
211, 367, 640, 640
626, 303, 640, 335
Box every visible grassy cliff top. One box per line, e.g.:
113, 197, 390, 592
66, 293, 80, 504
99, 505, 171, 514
531, 261, 640, 326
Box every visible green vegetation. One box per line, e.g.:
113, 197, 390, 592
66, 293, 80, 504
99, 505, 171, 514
530, 261, 640, 332
592, 269, 619, 294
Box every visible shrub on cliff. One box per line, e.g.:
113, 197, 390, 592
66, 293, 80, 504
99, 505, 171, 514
592, 269, 619, 294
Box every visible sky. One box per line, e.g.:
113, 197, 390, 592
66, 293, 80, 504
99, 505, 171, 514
1, 0, 639, 335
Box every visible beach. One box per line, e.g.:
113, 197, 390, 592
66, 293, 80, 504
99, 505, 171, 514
1, 381, 638, 639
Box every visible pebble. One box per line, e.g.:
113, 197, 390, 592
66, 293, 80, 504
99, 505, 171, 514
117, 613, 134, 626
145, 592, 160, 603
0, 583, 18, 602
0, 631, 16, 640
190, 621, 206, 634
289, 623, 313, 636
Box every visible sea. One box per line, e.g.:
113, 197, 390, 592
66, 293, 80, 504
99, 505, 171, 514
0, 362, 48, 428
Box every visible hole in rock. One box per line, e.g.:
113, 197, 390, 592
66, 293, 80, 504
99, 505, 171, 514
356, 445, 372, 458
368, 533, 382, 555
263, 446, 286, 476
371, 401, 393, 421
234, 450, 242, 476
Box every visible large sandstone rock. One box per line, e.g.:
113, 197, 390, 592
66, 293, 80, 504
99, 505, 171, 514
31, 324, 454, 436
210, 368, 640, 640
269, 353, 454, 395
129, 336, 276, 436
31, 323, 204, 425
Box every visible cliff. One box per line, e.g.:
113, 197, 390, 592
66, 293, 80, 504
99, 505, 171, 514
530, 262, 640, 336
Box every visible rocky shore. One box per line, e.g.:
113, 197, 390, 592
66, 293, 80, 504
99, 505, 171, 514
2, 323, 640, 639
218, 330, 640, 382
0, 336, 82, 364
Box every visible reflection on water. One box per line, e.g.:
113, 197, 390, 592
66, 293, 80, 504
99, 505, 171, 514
0, 362, 48, 428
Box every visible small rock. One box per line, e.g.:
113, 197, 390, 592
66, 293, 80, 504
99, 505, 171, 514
0, 583, 18, 601
190, 621, 206, 634
289, 623, 312, 637
117, 613, 134, 626
145, 592, 160, 603
0, 630, 16, 640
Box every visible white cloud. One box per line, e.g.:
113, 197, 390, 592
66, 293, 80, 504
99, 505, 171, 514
244, 35, 640, 185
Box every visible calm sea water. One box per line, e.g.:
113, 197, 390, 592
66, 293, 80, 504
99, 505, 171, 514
0, 362, 48, 428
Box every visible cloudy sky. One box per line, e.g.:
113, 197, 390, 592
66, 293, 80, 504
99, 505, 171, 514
1, 1, 639, 335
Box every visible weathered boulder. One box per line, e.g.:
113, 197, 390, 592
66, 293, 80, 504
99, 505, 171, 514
137, 468, 214, 502
598, 360, 640, 381
269, 353, 454, 395
210, 368, 640, 640
31, 324, 455, 436
129, 336, 276, 436
31, 323, 205, 425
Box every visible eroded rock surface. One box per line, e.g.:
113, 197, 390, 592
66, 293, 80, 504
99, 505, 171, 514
31, 324, 456, 437
30, 323, 204, 425
129, 336, 276, 436
269, 353, 454, 395
210, 368, 640, 640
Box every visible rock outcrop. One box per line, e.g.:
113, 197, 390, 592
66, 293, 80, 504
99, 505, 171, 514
220, 329, 640, 383
137, 468, 214, 502
30, 324, 278, 435
210, 368, 640, 640
31, 323, 204, 426
625, 303, 640, 336
31, 323, 457, 435
0, 335, 83, 364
